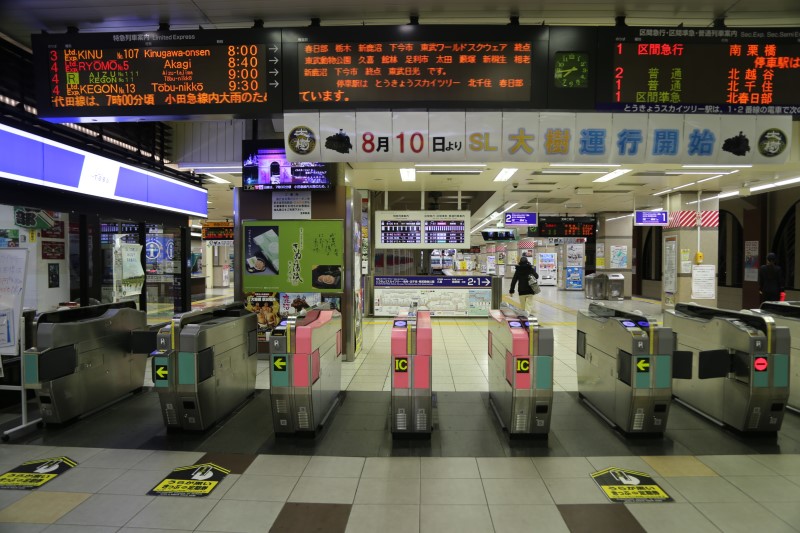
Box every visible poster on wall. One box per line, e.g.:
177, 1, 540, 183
691, 264, 716, 300
565, 266, 583, 290
272, 191, 312, 220
0, 229, 19, 248
663, 236, 678, 296
245, 292, 280, 341
40, 221, 65, 239
119, 243, 144, 297
47, 263, 59, 288
242, 220, 344, 293
566, 243, 584, 267
680, 248, 693, 274
0, 248, 28, 361
609, 245, 628, 269
41, 241, 65, 260
744, 241, 759, 282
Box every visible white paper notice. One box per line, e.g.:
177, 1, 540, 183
272, 191, 312, 220
663, 237, 677, 294
691, 264, 716, 300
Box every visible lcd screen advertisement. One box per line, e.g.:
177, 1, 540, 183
242, 220, 344, 293
242, 141, 338, 191
375, 210, 470, 249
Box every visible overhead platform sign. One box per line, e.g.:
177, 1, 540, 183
634, 211, 669, 226
32, 29, 282, 121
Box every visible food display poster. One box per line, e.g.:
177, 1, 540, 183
242, 220, 344, 293
245, 291, 323, 341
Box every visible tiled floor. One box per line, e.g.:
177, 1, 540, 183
3, 287, 800, 531
1, 450, 799, 532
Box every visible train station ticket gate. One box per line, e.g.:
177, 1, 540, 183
664, 303, 790, 433
23, 302, 149, 424
751, 301, 799, 413
488, 306, 554, 436
390, 310, 433, 436
268, 307, 343, 435
576, 303, 676, 434
151, 303, 258, 431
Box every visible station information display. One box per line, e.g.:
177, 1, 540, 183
32, 29, 282, 120
606, 27, 800, 111
634, 210, 669, 226
282, 25, 548, 109
375, 210, 470, 249
532, 216, 596, 237
504, 212, 538, 226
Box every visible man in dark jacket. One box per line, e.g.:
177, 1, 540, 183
758, 252, 784, 302
509, 256, 539, 313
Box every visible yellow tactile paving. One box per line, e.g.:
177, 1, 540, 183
640, 455, 719, 478
0, 491, 90, 523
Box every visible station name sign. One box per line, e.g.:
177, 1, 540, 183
32, 29, 282, 120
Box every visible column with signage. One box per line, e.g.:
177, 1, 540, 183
596, 213, 634, 299
662, 193, 719, 309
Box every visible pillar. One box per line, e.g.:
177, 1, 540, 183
662, 192, 719, 309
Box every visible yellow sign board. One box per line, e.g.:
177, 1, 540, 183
591, 467, 672, 503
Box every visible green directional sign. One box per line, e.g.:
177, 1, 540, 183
636, 358, 650, 373
155, 365, 169, 379
273, 356, 287, 371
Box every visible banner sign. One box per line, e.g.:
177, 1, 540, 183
284, 111, 791, 164
374, 276, 491, 288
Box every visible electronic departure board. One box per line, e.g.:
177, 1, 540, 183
282, 25, 548, 109
376, 210, 470, 249
32, 29, 282, 121
532, 216, 596, 237
604, 27, 800, 112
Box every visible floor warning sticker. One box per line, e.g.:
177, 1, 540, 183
591, 467, 673, 503
0, 456, 78, 490
148, 463, 231, 497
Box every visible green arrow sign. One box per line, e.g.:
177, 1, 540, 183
636, 358, 650, 372
155, 365, 168, 379
273, 356, 287, 371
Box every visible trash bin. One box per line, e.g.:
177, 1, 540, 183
585, 273, 607, 300
606, 273, 625, 300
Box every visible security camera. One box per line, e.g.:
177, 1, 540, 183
228, 185, 235, 191
512, 182, 519, 189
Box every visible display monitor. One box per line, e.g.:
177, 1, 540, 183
375, 210, 470, 249
481, 229, 517, 241
242, 140, 338, 191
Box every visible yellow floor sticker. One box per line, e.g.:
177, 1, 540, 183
148, 463, 230, 497
0, 456, 77, 490
591, 467, 673, 503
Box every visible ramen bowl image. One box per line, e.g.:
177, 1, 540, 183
311, 265, 342, 289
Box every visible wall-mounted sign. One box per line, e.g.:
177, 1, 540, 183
375, 210, 470, 250
634, 211, 669, 226
504, 212, 538, 226
532, 216, 596, 238
282, 25, 548, 109
201, 222, 234, 240
33, 29, 282, 121
604, 27, 800, 115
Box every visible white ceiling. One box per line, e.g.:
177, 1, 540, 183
3, 0, 800, 225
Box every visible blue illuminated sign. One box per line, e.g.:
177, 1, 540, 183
504, 212, 538, 226
508, 321, 522, 328
394, 320, 407, 328
634, 211, 668, 226
621, 320, 637, 328
637, 321, 650, 328
0, 123, 207, 218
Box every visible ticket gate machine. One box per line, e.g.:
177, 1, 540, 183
268, 307, 343, 435
576, 303, 675, 434
488, 306, 554, 435
751, 301, 799, 413
390, 311, 433, 436
152, 303, 258, 431
664, 303, 790, 432
23, 302, 149, 424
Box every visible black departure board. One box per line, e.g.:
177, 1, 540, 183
424, 220, 465, 245
380, 220, 422, 245
602, 27, 800, 113
532, 216, 596, 237
32, 29, 282, 121
282, 25, 548, 109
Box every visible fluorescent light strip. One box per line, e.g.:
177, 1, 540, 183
550, 163, 621, 168
718, 191, 740, 199
653, 189, 673, 196
665, 171, 724, 175
400, 168, 416, 182
696, 174, 724, 183
682, 164, 752, 168
671, 182, 696, 191
500, 203, 518, 214
494, 168, 518, 182
416, 170, 482, 174
414, 163, 487, 167
749, 183, 776, 192
593, 168, 632, 183
205, 173, 231, 184
539, 170, 606, 174
190, 232, 203, 238
751, 176, 800, 192
606, 213, 634, 222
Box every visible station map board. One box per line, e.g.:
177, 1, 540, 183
32, 29, 282, 121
